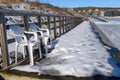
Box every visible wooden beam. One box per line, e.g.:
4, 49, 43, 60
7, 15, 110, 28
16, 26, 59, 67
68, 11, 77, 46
59, 16, 62, 35
53, 16, 57, 39
23, 15, 29, 31
22, 15, 29, 56
0, 14, 9, 69
61, 16, 64, 34
7, 38, 15, 44
47, 16, 50, 30
37, 15, 42, 28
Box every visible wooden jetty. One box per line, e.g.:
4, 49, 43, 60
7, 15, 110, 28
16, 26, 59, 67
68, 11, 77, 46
0, 9, 83, 70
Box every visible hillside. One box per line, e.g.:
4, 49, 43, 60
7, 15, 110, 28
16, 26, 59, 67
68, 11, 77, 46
0, 1, 81, 16
73, 7, 120, 16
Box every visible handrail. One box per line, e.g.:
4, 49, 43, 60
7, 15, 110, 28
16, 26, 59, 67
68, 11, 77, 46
0, 9, 82, 17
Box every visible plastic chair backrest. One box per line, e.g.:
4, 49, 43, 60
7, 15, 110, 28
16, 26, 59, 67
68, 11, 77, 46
28, 24, 39, 41
9, 25, 27, 43
29, 23, 50, 37
29, 23, 38, 31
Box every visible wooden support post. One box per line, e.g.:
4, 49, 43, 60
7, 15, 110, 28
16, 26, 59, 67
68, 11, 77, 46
71, 17, 72, 29
22, 15, 29, 56
59, 16, 62, 36
71, 17, 73, 29
68, 17, 70, 31
73, 18, 75, 28
62, 16, 65, 34
47, 16, 51, 32
23, 15, 29, 31
0, 14, 9, 69
67, 17, 69, 31
53, 16, 56, 39
69, 17, 70, 30
64, 16, 67, 33
37, 15, 42, 28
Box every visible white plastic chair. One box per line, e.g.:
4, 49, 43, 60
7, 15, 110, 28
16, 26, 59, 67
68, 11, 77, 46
14, 34, 28, 63
38, 28, 53, 53
29, 24, 53, 54
24, 31, 42, 65
9, 25, 42, 66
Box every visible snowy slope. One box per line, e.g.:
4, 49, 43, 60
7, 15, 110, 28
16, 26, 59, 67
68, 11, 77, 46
12, 21, 120, 77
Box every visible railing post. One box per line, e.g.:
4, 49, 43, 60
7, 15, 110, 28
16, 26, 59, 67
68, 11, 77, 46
63, 16, 66, 34
23, 15, 29, 31
53, 16, 57, 39
59, 16, 62, 35
0, 14, 9, 69
47, 16, 51, 34
37, 15, 42, 28
22, 15, 29, 56
70, 17, 72, 30
61, 16, 64, 34
64, 16, 67, 33
67, 17, 70, 31
71, 17, 73, 29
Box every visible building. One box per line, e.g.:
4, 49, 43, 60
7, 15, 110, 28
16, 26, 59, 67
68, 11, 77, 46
104, 10, 120, 17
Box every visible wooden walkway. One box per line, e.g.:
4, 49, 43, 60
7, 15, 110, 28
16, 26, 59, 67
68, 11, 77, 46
0, 9, 83, 70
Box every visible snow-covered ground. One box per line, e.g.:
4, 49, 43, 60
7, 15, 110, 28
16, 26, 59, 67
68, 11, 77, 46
92, 18, 120, 51
12, 21, 120, 77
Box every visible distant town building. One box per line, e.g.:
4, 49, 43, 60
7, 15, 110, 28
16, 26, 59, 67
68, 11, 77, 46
100, 11, 105, 17
95, 9, 98, 11
104, 10, 120, 16
83, 10, 86, 13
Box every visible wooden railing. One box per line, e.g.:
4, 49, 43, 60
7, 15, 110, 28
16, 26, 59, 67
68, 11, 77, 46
0, 9, 83, 70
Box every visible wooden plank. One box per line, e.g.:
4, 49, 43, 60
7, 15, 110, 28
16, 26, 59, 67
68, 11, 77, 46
0, 53, 39, 71
47, 16, 51, 33
23, 15, 29, 31
70, 17, 72, 30
22, 15, 29, 56
59, 16, 62, 35
53, 16, 57, 38
64, 16, 67, 33
0, 9, 38, 16
62, 16, 65, 34
7, 38, 15, 44
0, 14, 9, 69
37, 15, 42, 28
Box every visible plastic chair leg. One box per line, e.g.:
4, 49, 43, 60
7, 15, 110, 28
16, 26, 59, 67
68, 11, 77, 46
15, 44, 19, 63
44, 37, 48, 54
28, 45, 34, 66
50, 38, 53, 47
22, 46, 26, 58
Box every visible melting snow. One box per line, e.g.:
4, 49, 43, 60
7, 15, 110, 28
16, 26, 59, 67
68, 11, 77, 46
12, 21, 120, 77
